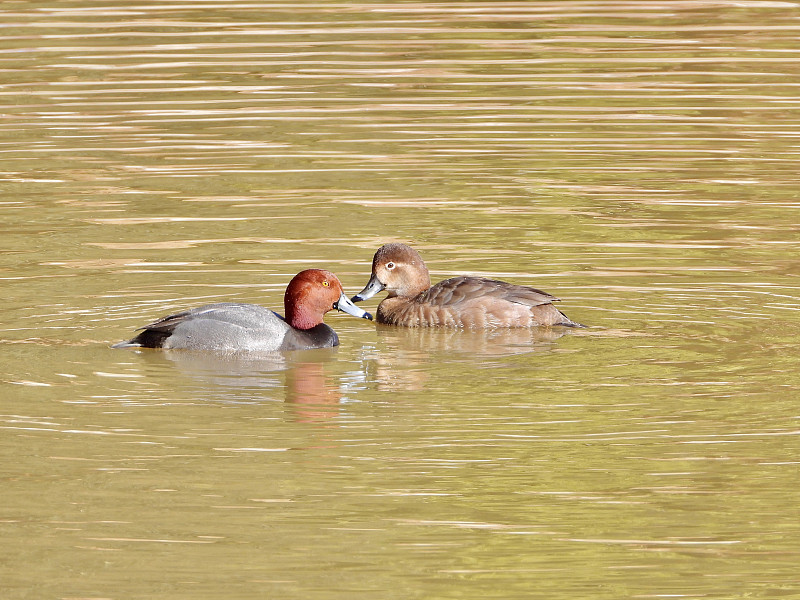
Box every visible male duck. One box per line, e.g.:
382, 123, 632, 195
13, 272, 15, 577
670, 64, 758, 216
113, 269, 372, 352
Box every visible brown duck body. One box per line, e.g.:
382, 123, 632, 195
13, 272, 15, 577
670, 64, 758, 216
376, 275, 574, 328
353, 244, 581, 329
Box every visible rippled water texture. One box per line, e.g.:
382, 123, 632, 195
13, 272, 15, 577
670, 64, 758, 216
2, 2, 800, 599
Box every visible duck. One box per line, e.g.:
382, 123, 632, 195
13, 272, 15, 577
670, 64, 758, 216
113, 269, 372, 352
351, 243, 580, 328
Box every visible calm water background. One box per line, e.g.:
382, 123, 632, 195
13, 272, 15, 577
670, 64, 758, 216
2, 1, 800, 598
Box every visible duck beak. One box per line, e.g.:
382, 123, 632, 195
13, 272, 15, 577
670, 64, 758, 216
334, 292, 373, 320
351, 274, 385, 303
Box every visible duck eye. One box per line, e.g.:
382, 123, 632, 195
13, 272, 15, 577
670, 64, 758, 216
386, 262, 395, 270
322, 280, 330, 287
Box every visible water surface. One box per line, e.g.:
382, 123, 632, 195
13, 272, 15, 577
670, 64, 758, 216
2, 2, 800, 599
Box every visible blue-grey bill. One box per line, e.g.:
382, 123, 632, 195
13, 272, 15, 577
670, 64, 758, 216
351, 275, 385, 303
335, 292, 373, 320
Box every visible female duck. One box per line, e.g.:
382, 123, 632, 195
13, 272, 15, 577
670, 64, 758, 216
113, 269, 372, 352
352, 243, 580, 328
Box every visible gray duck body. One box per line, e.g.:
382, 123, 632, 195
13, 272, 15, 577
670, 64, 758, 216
114, 302, 339, 352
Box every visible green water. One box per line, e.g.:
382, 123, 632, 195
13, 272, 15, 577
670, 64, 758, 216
2, 1, 800, 598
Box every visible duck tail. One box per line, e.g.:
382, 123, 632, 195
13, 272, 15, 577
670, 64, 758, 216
111, 339, 142, 349
558, 310, 585, 328
111, 328, 170, 349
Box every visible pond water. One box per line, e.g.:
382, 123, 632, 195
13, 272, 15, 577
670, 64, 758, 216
2, 1, 800, 598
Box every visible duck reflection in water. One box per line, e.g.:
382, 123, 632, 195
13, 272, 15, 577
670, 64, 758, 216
361, 325, 569, 392
141, 349, 345, 422
123, 324, 569, 413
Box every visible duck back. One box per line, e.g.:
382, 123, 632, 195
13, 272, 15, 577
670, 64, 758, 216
377, 277, 579, 328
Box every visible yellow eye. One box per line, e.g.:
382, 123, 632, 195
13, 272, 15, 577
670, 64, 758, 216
322, 280, 329, 287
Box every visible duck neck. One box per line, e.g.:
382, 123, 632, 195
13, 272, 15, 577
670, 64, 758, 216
284, 285, 325, 330
285, 303, 323, 330
404, 269, 431, 298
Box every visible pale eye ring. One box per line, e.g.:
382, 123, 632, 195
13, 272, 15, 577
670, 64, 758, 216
386, 262, 396, 270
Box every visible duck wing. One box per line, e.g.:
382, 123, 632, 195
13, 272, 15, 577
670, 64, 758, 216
419, 276, 559, 307
121, 303, 286, 349
139, 303, 281, 333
